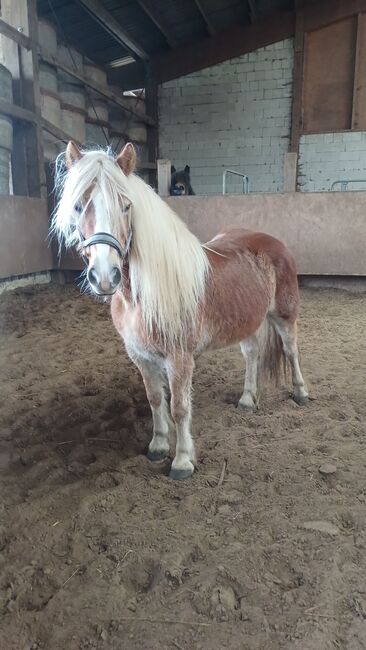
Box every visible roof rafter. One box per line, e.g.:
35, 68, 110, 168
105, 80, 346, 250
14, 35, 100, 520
135, 0, 178, 48
247, 0, 258, 23
75, 0, 149, 60
193, 0, 216, 36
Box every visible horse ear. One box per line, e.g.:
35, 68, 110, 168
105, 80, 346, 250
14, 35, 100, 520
184, 165, 190, 174
65, 141, 82, 169
117, 142, 136, 176
171, 165, 176, 174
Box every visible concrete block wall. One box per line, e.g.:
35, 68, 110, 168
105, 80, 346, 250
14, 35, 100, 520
298, 132, 366, 192
159, 39, 294, 195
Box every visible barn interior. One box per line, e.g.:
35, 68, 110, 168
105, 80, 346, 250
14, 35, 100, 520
1, 2, 366, 649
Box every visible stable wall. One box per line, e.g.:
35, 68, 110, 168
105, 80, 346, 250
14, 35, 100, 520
159, 39, 294, 195
1, 192, 365, 281
0, 196, 53, 279
166, 193, 366, 276
298, 132, 366, 191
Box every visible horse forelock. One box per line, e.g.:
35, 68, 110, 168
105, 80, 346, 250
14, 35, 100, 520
53, 148, 210, 347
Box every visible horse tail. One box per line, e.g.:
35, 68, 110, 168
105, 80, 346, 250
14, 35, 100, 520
256, 317, 287, 385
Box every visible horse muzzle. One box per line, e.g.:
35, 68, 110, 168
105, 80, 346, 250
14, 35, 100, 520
87, 264, 122, 295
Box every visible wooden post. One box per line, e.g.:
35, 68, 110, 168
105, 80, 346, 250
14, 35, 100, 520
289, 3, 305, 192
145, 62, 158, 188
157, 159, 171, 196
0, 0, 46, 197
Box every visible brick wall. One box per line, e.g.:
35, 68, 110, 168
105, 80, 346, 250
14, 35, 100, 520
298, 132, 366, 192
159, 39, 294, 195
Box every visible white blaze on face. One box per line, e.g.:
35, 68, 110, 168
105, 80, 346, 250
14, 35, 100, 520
90, 192, 120, 289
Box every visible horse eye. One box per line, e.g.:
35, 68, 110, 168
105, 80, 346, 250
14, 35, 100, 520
123, 203, 131, 213
74, 203, 82, 214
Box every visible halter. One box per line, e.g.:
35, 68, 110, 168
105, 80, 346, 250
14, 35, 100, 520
78, 229, 132, 261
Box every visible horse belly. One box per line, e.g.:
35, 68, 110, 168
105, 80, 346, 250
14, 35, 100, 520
200, 255, 273, 351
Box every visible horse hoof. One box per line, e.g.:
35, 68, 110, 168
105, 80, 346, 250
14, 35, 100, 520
147, 449, 169, 462
293, 394, 309, 406
169, 468, 193, 481
238, 401, 256, 413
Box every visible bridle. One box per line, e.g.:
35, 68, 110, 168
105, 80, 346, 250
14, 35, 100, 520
78, 228, 133, 263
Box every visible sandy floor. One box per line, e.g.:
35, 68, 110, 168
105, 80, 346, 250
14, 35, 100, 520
0, 283, 366, 650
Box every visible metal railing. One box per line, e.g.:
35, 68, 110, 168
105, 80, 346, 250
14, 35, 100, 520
330, 179, 366, 191
223, 169, 250, 195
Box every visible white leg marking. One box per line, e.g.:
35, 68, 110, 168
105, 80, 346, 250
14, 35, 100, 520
239, 336, 260, 411
167, 356, 196, 479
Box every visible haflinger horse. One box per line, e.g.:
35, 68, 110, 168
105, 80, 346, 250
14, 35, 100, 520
53, 141, 309, 480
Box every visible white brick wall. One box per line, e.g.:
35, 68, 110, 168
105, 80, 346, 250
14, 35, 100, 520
298, 132, 366, 191
159, 39, 294, 195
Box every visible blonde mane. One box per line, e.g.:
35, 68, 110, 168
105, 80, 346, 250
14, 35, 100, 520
53, 149, 210, 345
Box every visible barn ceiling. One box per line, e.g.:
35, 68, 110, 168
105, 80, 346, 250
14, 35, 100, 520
37, 0, 295, 67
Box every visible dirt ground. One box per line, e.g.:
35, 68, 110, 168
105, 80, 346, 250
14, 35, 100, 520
0, 283, 366, 650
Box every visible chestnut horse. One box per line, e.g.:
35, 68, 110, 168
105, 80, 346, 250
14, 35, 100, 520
53, 142, 308, 480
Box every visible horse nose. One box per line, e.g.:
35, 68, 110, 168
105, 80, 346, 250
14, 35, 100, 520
87, 266, 99, 286
110, 266, 121, 288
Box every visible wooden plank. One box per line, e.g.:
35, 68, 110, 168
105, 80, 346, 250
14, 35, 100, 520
303, 17, 357, 133
153, 10, 295, 83
283, 152, 298, 192
75, 0, 149, 60
194, 0, 216, 36
40, 50, 156, 126
290, 8, 305, 153
351, 12, 366, 129
135, 0, 177, 47
304, 0, 366, 32
0, 17, 32, 49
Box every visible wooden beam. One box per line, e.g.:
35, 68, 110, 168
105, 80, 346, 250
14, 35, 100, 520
75, 0, 149, 60
0, 17, 32, 49
194, 0, 216, 36
145, 63, 159, 187
153, 10, 295, 83
290, 8, 305, 153
42, 118, 81, 147
135, 0, 177, 48
40, 50, 156, 125
303, 0, 366, 31
0, 97, 38, 124
247, 0, 258, 23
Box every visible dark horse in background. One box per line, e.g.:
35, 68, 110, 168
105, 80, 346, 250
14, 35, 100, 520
170, 165, 195, 196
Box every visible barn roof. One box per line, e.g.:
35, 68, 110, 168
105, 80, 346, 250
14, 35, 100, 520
37, 0, 294, 67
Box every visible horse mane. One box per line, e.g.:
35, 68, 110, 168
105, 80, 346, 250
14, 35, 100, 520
52, 148, 210, 345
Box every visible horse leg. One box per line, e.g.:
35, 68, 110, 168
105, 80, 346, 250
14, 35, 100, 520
167, 354, 195, 480
238, 335, 259, 412
270, 316, 309, 405
133, 357, 171, 461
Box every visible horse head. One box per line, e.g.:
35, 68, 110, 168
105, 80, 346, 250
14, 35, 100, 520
56, 141, 136, 296
170, 165, 195, 196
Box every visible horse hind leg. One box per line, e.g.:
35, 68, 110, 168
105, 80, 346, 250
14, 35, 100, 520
270, 315, 309, 405
238, 335, 260, 412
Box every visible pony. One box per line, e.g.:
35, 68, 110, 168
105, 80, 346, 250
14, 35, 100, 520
53, 141, 309, 480
170, 165, 195, 196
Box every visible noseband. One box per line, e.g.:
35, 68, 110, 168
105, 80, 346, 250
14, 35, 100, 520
79, 229, 132, 260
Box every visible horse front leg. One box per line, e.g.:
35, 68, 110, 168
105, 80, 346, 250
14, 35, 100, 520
132, 356, 171, 461
167, 354, 195, 480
